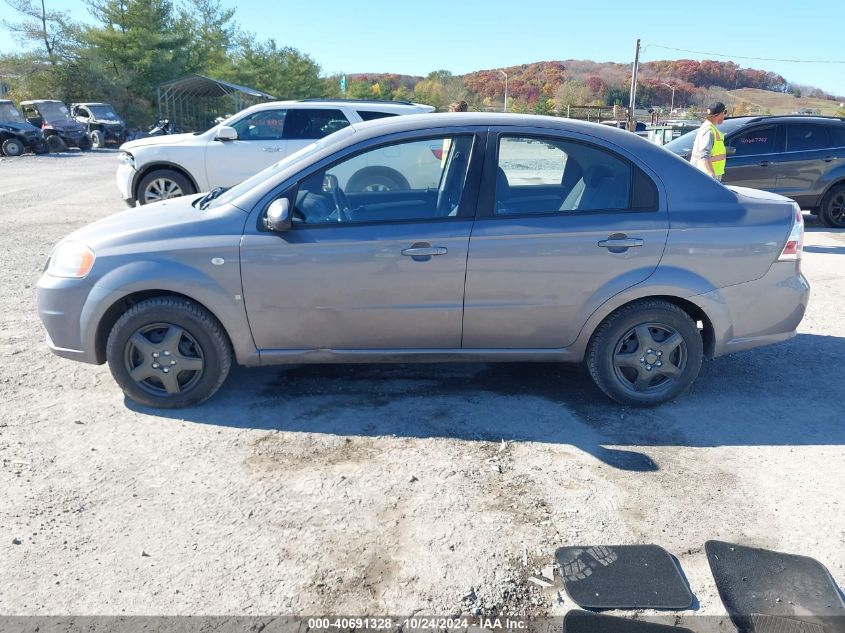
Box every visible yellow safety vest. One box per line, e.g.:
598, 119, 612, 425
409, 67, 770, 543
710, 123, 726, 176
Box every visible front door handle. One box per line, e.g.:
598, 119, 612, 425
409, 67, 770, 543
401, 246, 448, 257
262, 147, 283, 152
759, 160, 771, 167
598, 237, 644, 249
824, 156, 836, 162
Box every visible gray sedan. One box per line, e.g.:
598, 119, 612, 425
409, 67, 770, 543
36, 113, 810, 408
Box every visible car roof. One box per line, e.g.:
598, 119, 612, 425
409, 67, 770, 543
724, 114, 845, 125
19, 100, 64, 105
244, 99, 435, 115
72, 102, 111, 107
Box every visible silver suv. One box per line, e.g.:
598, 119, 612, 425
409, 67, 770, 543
40, 113, 809, 408
117, 99, 435, 205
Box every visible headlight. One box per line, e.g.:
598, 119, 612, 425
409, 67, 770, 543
47, 241, 96, 278
119, 151, 135, 167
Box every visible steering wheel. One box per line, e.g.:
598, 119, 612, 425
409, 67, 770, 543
323, 174, 353, 222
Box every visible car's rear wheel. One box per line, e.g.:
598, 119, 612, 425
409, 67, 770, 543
587, 300, 703, 406
1, 138, 25, 157
78, 136, 92, 151
137, 169, 195, 205
106, 297, 232, 408
89, 130, 105, 149
819, 184, 845, 228
46, 134, 65, 153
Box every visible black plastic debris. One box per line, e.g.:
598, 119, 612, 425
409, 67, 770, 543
555, 544, 693, 610
705, 540, 845, 633
564, 610, 695, 633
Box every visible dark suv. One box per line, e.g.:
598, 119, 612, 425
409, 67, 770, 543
665, 115, 845, 227
0, 99, 45, 156
20, 100, 90, 152
70, 102, 126, 148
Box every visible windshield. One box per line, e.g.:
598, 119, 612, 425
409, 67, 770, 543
88, 105, 120, 120
207, 126, 357, 210
0, 103, 26, 124
664, 129, 698, 155
664, 118, 753, 154
36, 102, 73, 123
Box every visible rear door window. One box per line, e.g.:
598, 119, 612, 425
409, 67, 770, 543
786, 124, 831, 152
495, 135, 643, 214
728, 125, 782, 156
283, 108, 350, 140
828, 124, 845, 148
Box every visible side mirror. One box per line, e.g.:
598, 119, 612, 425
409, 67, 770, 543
215, 125, 238, 141
726, 146, 737, 156
264, 198, 291, 232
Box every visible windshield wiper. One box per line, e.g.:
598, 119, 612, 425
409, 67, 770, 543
195, 186, 229, 210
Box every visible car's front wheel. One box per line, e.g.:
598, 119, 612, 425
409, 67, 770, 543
46, 134, 65, 152
586, 300, 703, 406
819, 183, 845, 228
1, 138, 25, 157
137, 169, 195, 205
89, 130, 105, 149
106, 297, 232, 408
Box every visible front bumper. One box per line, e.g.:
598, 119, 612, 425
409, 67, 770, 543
36, 273, 118, 365
116, 162, 137, 203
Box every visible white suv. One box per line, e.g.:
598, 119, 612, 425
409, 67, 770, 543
117, 99, 435, 205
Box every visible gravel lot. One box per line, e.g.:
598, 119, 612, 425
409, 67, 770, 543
1, 150, 843, 621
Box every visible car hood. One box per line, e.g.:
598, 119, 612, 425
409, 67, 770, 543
46, 120, 85, 133
62, 195, 247, 254
121, 132, 197, 150
0, 120, 41, 133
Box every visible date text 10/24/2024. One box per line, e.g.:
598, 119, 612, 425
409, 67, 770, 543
306, 617, 530, 630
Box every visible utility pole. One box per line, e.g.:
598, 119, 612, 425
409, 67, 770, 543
499, 70, 508, 112
662, 82, 676, 115
628, 38, 640, 132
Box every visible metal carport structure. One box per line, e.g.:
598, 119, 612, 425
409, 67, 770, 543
156, 74, 276, 132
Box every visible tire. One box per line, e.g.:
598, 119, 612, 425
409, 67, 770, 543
2, 138, 25, 157
586, 299, 703, 406
46, 134, 65, 153
136, 169, 195, 205
346, 169, 410, 193
106, 297, 232, 408
89, 129, 105, 149
818, 183, 845, 228
78, 136, 92, 151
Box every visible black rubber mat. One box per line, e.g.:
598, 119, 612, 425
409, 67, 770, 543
564, 610, 695, 633
705, 540, 845, 633
555, 544, 693, 610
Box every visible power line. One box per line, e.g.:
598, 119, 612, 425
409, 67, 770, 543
642, 44, 845, 64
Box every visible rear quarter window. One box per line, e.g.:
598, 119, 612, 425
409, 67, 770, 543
357, 111, 398, 121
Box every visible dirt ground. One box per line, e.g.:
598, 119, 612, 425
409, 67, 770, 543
0, 150, 843, 623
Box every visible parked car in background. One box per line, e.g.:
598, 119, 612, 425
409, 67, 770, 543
117, 98, 435, 205
0, 99, 45, 156
70, 102, 126, 148
664, 115, 845, 227
20, 100, 90, 152
41, 113, 808, 409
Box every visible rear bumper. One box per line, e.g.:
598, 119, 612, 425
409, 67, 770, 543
693, 262, 810, 357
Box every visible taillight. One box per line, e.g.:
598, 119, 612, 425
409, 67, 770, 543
778, 206, 804, 261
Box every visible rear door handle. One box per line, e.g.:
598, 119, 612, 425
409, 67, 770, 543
824, 156, 836, 162
598, 238, 643, 249
401, 246, 448, 257
759, 160, 771, 167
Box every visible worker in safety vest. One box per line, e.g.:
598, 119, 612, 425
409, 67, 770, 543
691, 101, 728, 181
